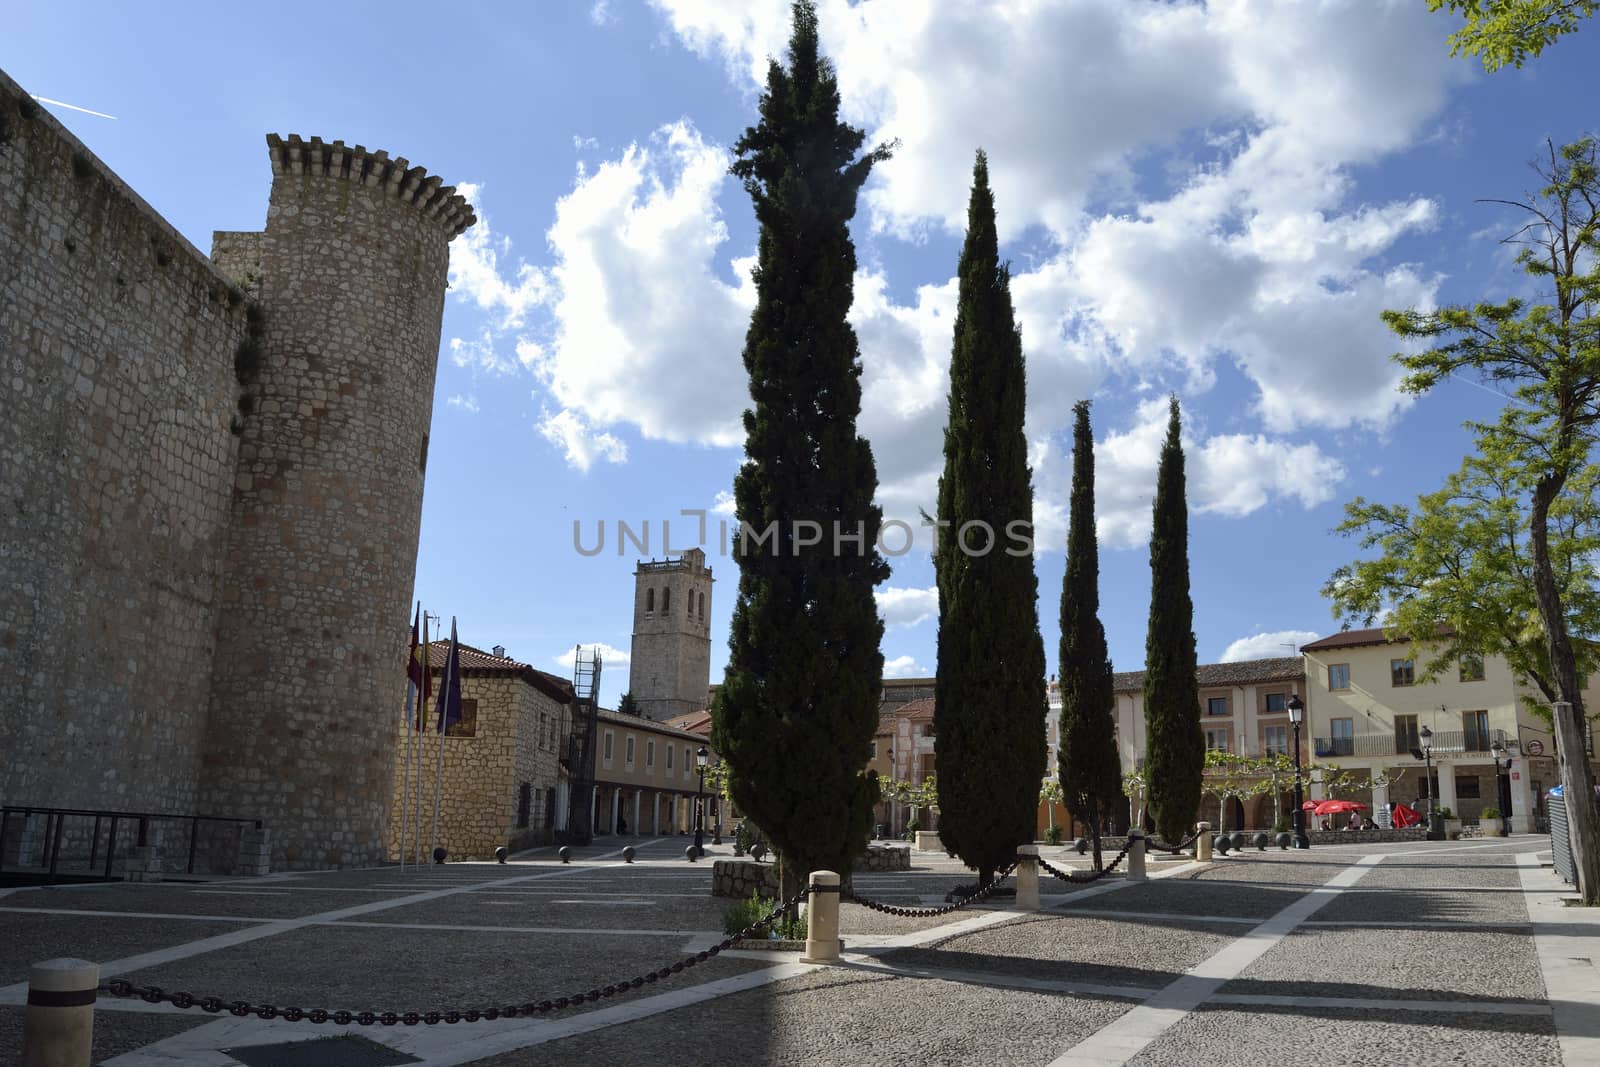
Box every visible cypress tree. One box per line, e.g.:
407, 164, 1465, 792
712, 1, 892, 889
1143, 396, 1204, 844
1057, 400, 1123, 869
933, 152, 1048, 887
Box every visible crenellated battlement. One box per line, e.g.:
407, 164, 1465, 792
266, 133, 475, 238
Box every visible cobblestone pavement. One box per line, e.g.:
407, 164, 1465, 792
0, 835, 1590, 1065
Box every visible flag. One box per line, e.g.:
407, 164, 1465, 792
403, 605, 424, 728
414, 611, 432, 731
435, 618, 462, 735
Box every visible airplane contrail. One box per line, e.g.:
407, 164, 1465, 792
31, 95, 117, 120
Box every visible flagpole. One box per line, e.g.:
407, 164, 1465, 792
400, 603, 419, 872
430, 616, 456, 864
416, 613, 432, 867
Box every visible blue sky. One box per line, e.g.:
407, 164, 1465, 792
10, 1, 1598, 709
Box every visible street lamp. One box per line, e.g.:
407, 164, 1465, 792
1287, 695, 1309, 849
694, 745, 709, 857
1410, 725, 1438, 836
1490, 740, 1513, 836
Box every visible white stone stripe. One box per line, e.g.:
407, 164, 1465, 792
837, 955, 1152, 1001
1046, 853, 1384, 1067
1209, 992, 1550, 1016
1050, 907, 1258, 926
0, 906, 271, 923
1517, 850, 1600, 1066
0, 856, 635, 1001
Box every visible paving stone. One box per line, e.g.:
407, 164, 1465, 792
0, 1004, 211, 1063
0, 913, 254, 983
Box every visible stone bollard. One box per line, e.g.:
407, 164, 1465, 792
1196, 822, 1213, 863
235, 823, 271, 876
23, 958, 97, 1067
1127, 829, 1147, 882
1015, 845, 1041, 910
800, 871, 841, 964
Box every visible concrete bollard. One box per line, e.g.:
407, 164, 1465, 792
1015, 845, 1040, 910
23, 958, 97, 1067
1127, 829, 1147, 882
1196, 822, 1213, 863
800, 871, 841, 964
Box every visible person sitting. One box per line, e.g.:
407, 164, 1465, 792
1347, 813, 1363, 831
1320, 817, 1333, 831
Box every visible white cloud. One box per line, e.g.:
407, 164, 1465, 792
446, 394, 480, 414
711, 490, 736, 516
1219, 630, 1322, 663
1042, 397, 1346, 550
882, 654, 927, 678
573, 134, 600, 151
591, 0, 617, 27
649, 0, 1458, 433
538, 408, 629, 472
876, 586, 938, 630
448, 183, 550, 330
553, 642, 631, 670
534, 121, 756, 448
448, 329, 520, 376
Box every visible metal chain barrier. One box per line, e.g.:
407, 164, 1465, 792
842, 861, 1019, 918
1142, 830, 1201, 855
1036, 840, 1133, 884
98, 883, 814, 1025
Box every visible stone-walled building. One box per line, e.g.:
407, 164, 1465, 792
628, 549, 713, 721
389, 643, 573, 861
0, 66, 473, 869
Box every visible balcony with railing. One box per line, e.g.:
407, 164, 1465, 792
1313, 729, 1510, 760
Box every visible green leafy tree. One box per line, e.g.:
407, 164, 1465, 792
616, 691, 640, 717
1057, 401, 1124, 869
712, 0, 892, 896
1200, 750, 1268, 831
1343, 137, 1600, 902
1143, 397, 1205, 844
1428, 0, 1596, 70
933, 151, 1048, 887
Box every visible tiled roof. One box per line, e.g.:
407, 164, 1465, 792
424, 641, 574, 704
1300, 626, 1454, 652
662, 709, 713, 736
596, 706, 715, 743
1112, 656, 1304, 693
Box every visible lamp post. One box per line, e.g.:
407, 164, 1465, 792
1490, 740, 1513, 836
694, 745, 708, 857
1287, 695, 1309, 849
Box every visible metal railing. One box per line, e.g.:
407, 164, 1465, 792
1312, 729, 1509, 759
0, 806, 261, 885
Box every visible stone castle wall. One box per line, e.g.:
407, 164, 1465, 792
387, 673, 566, 861
200, 136, 474, 868
0, 74, 248, 814
0, 61, 476, 871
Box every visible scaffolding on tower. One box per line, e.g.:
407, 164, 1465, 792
560, 644, 603, 845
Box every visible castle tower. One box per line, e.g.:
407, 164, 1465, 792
200, 136, 474, 868
628, 549, 713, 721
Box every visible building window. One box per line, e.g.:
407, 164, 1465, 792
1328, 663, 1351, 691
1390, 659, 1415, 686
445, 699, 478, 738
625, 736, 636, 768
699, 592, 706, 619
1264, 692, 1287, 713
1394, 714, 1420, 755
518, 782, 532, 829
684, 747, 693, 779
1205, 728, 1230, 752
1455, 774, 1481, 799
1329, 717, 1354, 757
869, 740, 877, 759
922, 722, 936, 737
1463, 709, 1490, 752
666, 745, 673, 770
663, 588, 671, 613
646, 740, 655, 770
1206, 696, 1229, 717
602, 730, 614, 767
1459, 655, 1485, 682
1264, 724, 1288, 757
645, 588, 654, 615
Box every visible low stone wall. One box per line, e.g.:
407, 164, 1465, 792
712, 858, 780, 900
857, 845, 910, 871
1305, 828, 1426, 845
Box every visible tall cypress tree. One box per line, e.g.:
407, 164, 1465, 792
1058, 400, 1123, 869
1143, 396, 1204, 844
933, 152, 1047, 887
712, 1, 892, 888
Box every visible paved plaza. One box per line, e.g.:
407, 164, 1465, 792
1, 836, 1595, 1065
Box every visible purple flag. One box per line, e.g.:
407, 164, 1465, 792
435, 618, 462, 734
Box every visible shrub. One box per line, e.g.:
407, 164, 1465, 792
1044, 825, 1063, 845
722, 890, 767, 937
1480, 807, 1501, 819
1435, 806, 1455, 820
1272, 818, 1289, 834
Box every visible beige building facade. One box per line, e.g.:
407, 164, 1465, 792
583, 710, 723, 840
388, 643, 573, 861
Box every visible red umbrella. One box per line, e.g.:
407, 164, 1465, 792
1313, 799, 1368, 816
1300, 800, 1318, 811
1391, 803, 1422, 828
